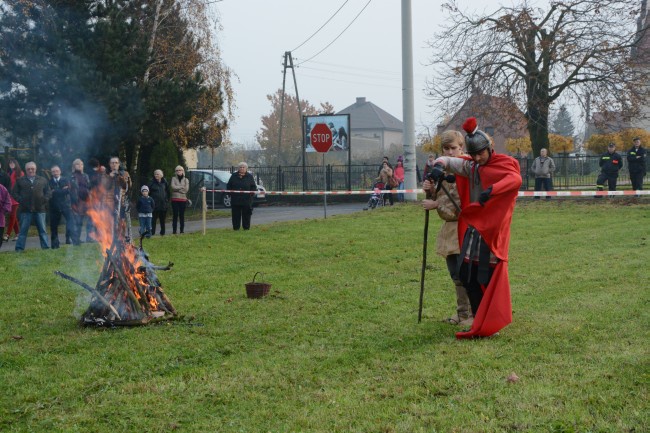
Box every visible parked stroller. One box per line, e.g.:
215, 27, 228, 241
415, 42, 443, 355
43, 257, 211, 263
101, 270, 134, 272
364, 181, 386, 210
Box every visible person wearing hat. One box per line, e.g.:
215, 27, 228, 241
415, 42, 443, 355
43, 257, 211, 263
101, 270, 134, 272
627, 137, 646, 191
136, 185, 155, 238
597, 143, 623, 192
423, 117, 522, 339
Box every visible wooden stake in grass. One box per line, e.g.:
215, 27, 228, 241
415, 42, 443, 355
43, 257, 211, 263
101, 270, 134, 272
202, 187, 207, 235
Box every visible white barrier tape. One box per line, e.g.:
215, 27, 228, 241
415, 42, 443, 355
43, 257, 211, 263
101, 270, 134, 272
520, 190, 650, 197
205, 189, 650, 197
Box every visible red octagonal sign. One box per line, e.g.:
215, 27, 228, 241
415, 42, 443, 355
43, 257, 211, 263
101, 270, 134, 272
310, 123, 333, 153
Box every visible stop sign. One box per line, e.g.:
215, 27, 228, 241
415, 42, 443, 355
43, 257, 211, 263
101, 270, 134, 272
310, 123, 333, 153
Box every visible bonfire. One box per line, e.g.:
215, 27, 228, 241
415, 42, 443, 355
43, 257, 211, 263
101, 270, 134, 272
55, 187, 177, 326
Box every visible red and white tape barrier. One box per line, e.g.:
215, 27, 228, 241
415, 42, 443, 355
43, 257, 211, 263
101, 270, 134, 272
205, 189, 650, 197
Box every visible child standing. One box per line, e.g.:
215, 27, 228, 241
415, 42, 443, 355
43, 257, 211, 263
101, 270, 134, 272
136, 185, 155, 238
422, 130, 472, 327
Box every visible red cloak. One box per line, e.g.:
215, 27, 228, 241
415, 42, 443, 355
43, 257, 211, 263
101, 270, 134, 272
454, 153, 521, 339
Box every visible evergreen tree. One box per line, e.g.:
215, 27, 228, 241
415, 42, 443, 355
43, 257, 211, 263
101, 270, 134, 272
551, 105, 576, 138
0, 0, 231, 179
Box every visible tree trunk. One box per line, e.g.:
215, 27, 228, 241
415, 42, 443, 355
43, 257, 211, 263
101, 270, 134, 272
527, 109, 550, 157
527, 85, 551, 157
131, 0, 164, 177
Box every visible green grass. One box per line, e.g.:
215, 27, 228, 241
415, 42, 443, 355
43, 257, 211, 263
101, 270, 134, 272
1, 200, 648, 432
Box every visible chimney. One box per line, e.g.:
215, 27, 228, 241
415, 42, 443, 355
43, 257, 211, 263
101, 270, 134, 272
356, 97, 366, 105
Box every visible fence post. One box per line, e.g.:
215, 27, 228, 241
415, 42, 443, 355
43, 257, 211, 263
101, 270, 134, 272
326, 164, 332, 191
347, 161, 351, 191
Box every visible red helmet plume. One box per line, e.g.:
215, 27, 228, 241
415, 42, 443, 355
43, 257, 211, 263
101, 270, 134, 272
462, 117, 478, 135
462, 117, 491, 154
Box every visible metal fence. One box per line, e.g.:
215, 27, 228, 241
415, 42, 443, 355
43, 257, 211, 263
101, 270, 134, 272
198, 163, 385, 192
517, 155, 645, 190
199, 154, 647, 193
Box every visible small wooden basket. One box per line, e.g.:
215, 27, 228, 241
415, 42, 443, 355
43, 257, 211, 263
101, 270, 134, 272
245, 272, 271, 299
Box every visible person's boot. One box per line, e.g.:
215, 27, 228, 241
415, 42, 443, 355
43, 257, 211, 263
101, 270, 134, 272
455, 280, 473, 326
595, 185, 604, 198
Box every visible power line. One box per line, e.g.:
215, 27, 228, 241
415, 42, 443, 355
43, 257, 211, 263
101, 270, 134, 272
298, 65, 429, 84
298, 72, 400, 89
290, 0, 351, 53
295, 0, 373, 67
298, 65, 400, 80
304, 59, 401, 76
299, 65, 398, 81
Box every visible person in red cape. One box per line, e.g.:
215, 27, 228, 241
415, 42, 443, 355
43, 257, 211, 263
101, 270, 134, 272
424, 117, 521, 339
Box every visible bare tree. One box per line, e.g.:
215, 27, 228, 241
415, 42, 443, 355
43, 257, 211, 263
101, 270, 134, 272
256, 90, 331, 166
426, 0, 648, 156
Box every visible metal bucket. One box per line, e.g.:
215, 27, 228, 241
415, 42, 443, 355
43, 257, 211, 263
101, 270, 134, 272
245, 272, 271, 299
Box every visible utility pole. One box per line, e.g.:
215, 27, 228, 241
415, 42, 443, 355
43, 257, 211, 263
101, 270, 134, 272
401, 0, 417, 201
278, 51, 303, 169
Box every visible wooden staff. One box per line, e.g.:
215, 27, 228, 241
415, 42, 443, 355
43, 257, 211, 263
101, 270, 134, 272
418, 175, 461, 323
417, 185, 434, 323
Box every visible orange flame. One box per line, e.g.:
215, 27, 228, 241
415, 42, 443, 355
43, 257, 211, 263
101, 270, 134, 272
86, 184, 159, 311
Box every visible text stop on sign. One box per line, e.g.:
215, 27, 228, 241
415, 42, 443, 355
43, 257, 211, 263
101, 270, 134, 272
310, 123, 333, 153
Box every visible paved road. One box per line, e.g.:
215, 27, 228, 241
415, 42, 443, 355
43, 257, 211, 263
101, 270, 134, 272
1, 203, 366, 253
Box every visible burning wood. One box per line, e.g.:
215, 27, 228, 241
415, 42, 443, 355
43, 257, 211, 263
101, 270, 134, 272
55, 184, 177, 326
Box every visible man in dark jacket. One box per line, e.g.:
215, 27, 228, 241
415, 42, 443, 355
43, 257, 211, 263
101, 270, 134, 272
12, 161, 50, 251
627, 137, 646, 191
226, 162, 257, 230
148, 169, 170, 236
48, 165, 76, 248
597, 143, 623, 192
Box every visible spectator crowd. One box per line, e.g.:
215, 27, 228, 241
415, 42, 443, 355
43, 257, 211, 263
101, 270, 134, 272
0, 156, 186, 252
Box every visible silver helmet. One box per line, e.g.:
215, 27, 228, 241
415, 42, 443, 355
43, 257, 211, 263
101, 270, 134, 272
462, 117, 491, 154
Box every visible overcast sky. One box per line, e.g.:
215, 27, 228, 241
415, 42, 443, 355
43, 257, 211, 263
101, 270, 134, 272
213, 0, 519, 146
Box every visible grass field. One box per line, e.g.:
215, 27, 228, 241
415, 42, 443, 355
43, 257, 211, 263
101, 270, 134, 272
1, 200, 648, 432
